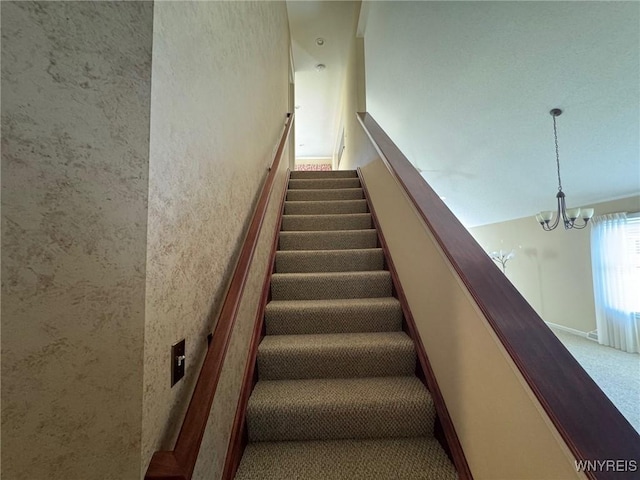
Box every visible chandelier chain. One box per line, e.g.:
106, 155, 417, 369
553, 114, 563, 192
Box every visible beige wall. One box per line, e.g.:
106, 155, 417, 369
143, 1, 291, 477
1, 2, 153, 479
360, 158, 586, 480
470, 196, 640, 334
336, 3, 378, 171
192, 143, 290, 479
1, 1, 291, 479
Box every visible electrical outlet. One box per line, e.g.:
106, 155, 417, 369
171, 339, 185, 387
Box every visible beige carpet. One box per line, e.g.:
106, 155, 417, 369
235, 170, 457, 479
551, 327, 640, 432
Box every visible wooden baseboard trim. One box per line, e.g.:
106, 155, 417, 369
357, 167, 473, 480
221, 170, 290, 479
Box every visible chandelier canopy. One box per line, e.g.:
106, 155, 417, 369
536, 108, 594, 231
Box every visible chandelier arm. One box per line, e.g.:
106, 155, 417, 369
571, 220, 589, 230
546, 212, 560, 230
543, 195, 562, 230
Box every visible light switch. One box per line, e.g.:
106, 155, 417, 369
171, 339, 185, 387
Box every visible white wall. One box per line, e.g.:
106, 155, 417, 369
470, 196, 640, 333
335, 2, 378, 171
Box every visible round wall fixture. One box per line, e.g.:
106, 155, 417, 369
315, 63, 326, 71
315, 37, 325, 46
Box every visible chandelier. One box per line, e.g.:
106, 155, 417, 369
536, 108, 594, 230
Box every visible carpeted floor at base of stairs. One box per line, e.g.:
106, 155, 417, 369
235, 170, 457, 479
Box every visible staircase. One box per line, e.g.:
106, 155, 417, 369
234, 170, 457, 479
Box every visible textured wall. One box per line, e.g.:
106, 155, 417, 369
1, 2, 153, 479
470, 195, 640, 333
143, 1, 290, 475
192, 145, 290, 479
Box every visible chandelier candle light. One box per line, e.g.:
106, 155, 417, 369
536, 108, 594, 230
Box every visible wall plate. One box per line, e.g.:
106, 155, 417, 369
171, 339, 185, 387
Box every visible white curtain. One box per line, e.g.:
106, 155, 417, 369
591, 213, 640, 353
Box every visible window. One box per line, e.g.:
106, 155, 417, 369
591, 213, 640, 353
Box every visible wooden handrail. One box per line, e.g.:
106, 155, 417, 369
357, 112, 640, 480
145, 113, 294, 480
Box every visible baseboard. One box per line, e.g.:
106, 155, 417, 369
545, 321, 598, 342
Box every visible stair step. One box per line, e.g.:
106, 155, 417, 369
264, 298, 403, 335
284, 199, 368, 215
279, 229, 377, 251
281, 213, 372, 232
258, 332, 415, 380
290, 170, 358, 179
275, 248, 384, 273
235, 437, 457, 480
286, 188, 364, 201
288, 178, 361, 190
246, 376, 434, 442
270, 271, 392, 300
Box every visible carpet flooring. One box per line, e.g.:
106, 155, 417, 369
551, 327, 640, 432
235, 170, 457, 479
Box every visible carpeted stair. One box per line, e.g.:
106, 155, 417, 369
235, 170, 457, 479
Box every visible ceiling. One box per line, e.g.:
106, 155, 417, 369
287, 1, 640, 227
286, 1, 358, 159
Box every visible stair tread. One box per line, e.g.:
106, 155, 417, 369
247, 376, 433, 442
266, 296, 401, 310
288, 178, 361, 189
275, 248, 384, 273
279, 229, 377, 251
283, 213, 371, 218
270, 270, 392, 301
284, 199, 368, 215
271, 270, 390, 280
258, 332, 415, 380
249, 376, 428, 407
283, 213, 371, 220
264, 297, 403, 335
290, 170, 358, 179
235, 437, 457, 480
281, 213, 372, 231
260, 331, 412, 348
285, 199, 366, 205
286, 188, 364, 201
